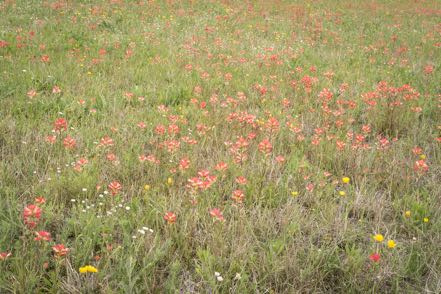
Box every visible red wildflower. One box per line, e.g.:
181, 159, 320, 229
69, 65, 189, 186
164, 212, 177, 224
179, 158, 191, 170
258, 139, 272, 154
46, 135, 57, 144
235, 176, 248, 185
52, 244, 69, 257
63, 136, 76, 149
54, 118, 67, 131
52, 86, 61, 94
34, 231, 51, 241
0, 252, 11, 261
209, 208, 225, 222
99, 136, 114, 147
35, 197, 46, 204
23, 204, 42, 220
231, 190, 245, 203
108, 181, 122, 195
369, 253, 380, 262
414, 159, 429, 173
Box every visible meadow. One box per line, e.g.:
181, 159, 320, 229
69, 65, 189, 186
0, 0, 440, 292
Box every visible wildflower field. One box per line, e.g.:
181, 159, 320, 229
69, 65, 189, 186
1, 0, 440, 292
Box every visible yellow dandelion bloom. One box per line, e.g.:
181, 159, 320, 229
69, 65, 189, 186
387, 240, 396, 248
291, 191, 299, 197
339, 191, 346, 196
144, 184, 151, 191
79, 267, 87, 274
79, 265, 98, 274
167, 177, 173, 185
405, 210, 411, 218
342, 177, 350, 184
373, 234, 384, 242
423, 217, 429, 223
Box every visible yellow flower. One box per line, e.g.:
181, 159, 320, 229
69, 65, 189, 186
79, 267, 87, 274
339, 191, 346, 196
87, 266, 98, 273
373, 234, 384, 242
144, 184, 151, 191
405, 210, 411, 218
419, 154, 426, 160
291, 191, 299, 197
387, 240, 396, 248
423, 217, 429, 223
79, 265, 98, 274
342, 177, 350, 184
167, 177, 173, 186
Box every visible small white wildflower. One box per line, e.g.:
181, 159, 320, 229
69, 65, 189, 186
214, 272, 220, 277
149, 229, 154, 233
99, 194, 104, 198
81, 200, 85, 204
138, 229, 145, 235
82, 188, 87, 192
125, 206, 130, 211
235, 273, 241, 280
132, 235, 137, 239
82, 209, 86, 212
104, 191, 109, 195
70, 199, 76, 202
217, 276, 223, 282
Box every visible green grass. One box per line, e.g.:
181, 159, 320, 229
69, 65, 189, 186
0, 0, 440, 292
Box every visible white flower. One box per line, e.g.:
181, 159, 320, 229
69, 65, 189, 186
217, 276, 223, 282
214, 272, 220, 277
